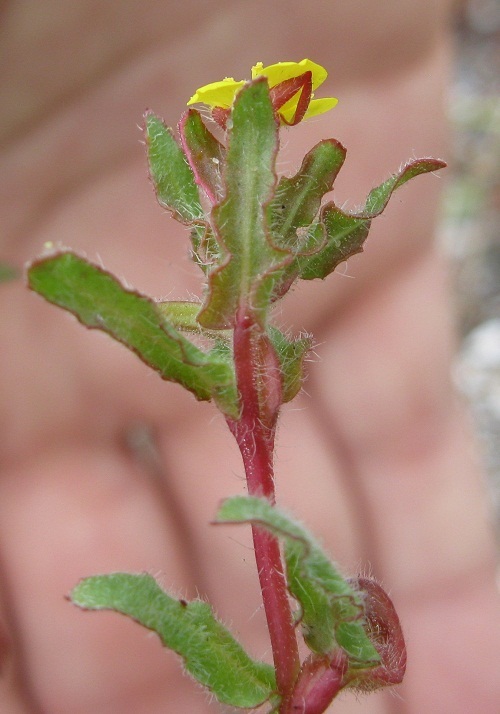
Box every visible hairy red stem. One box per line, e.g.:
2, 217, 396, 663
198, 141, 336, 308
227, 312, 300, 706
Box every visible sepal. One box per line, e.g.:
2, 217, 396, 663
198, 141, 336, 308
178, 109, 226, 205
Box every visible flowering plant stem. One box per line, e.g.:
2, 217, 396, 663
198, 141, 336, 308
27, 60, 445, 713
228, 313, 300, 705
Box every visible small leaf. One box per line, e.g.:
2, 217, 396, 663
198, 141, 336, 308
198, 79, 291, 329
216, 496, 380, 665
295, 158, 447, 280
267, 326, 312, 403
179, 109, 225, 204
269, 139, 345, 251
189, 223, 221, 275
71, 573, 277, 708
145, 112, 218, 275
27, 253, 239, 417
144, 112, 204, 224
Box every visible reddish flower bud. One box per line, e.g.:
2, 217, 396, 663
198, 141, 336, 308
343, 577, 407, 692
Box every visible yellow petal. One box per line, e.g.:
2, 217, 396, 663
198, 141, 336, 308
276, 94, 338, 124
303, 96, 339, 120
187, 77, 245, 109
251, 59, 328, 91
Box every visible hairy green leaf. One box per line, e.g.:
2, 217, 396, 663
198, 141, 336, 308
296, 158, 447, 280
145, 112, 213, 273
71, 573, 277, 708
156, 300, 202, 331
269, 139, 345, 251
198, 79, 291, 329
156, 300, 232, 342
145, 111, 204, 224
27, 253, 238, 417
216, 496, 380, 665
267, 326, 312, 403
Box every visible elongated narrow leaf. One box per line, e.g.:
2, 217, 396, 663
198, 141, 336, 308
71, 573, 277, 708
198, 79, 291, 329
145, 112, 204, 224
216, 496, 380, 665
27, 252, 238, 417
296, 158, 447, 280
179, 109, 225, 204
269, 139, 345, 250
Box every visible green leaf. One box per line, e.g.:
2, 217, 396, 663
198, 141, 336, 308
144, 112, 204, 224
216, 496, 380, 665
155, 300, 202, 331
71, 573, 277, 708
267, 326, 312, 403
269, 139, 345, 251
198, 79, 291, 329
295, 158, 447, 280
156, 300, 232, 341
27, 252, 239, 417
145, 111, 218, 275
179, 109, 225, 205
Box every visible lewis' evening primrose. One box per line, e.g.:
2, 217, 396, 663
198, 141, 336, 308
28, 59, 445, 714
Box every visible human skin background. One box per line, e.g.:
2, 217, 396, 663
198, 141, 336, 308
0, 1, 499, 713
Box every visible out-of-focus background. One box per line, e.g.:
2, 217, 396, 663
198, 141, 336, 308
448, 0, 500, 535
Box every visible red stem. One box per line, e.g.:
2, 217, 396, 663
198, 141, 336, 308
227, 312, 300, 707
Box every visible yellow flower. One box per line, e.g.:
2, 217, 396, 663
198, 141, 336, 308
187, 59, 337, 127
188, 77, 246, 111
